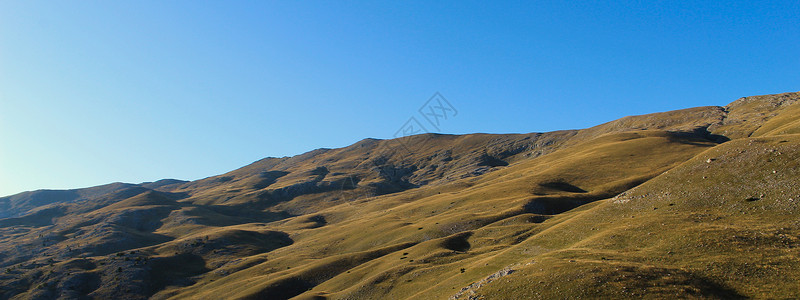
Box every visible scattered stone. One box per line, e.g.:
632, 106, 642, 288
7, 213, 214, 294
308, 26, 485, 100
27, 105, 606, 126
450, 265, 516, 299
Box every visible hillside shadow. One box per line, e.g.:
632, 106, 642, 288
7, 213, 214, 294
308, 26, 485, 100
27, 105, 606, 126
670, 127, 730, 144
523, 194, 608, 215
148, 253, 209, 294
594, 265, 746, 299
477, 154, 509, 167
0, 206, 65, 228
442, 232, 473, 252
206, 204, 293, 223
253, 171, 291, 189
302, 215, 327, 229
539, 181, 587, 193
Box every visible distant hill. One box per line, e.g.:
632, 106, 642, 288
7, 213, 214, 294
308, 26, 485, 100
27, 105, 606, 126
1, 92, 799, 299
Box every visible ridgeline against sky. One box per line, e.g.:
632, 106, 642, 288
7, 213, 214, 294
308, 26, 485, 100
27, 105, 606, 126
1, 1, 798, 196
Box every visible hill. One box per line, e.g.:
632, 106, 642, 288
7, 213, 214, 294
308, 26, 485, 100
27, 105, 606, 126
1, 91, 799, 299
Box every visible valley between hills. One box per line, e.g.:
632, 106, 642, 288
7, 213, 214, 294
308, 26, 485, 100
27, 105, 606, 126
2, 91, 800, 299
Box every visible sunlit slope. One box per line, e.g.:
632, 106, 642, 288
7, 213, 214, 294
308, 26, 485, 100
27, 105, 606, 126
162, 132, 578, 212
751, 96, 800, 137
570, 106, 726, 144
710, 91, 799, 139
467, 134, 800, 299
157, 130, 717, 299
1, 91, 799, 300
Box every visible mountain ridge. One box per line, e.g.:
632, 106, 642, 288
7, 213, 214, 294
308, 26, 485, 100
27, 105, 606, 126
1, 91, 799, 299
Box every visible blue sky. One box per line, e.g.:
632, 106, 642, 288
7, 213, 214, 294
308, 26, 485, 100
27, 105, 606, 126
1, 1, 798, 196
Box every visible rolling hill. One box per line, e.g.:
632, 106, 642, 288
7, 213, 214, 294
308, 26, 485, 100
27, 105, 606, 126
1, 91, 799, 299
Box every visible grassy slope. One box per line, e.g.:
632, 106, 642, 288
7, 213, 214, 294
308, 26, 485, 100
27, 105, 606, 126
473, 134, 800, 299
1, 92, 799, 300
159, 130, 718, 299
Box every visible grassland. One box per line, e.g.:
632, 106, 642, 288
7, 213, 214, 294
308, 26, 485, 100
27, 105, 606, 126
0, 92, 798, 299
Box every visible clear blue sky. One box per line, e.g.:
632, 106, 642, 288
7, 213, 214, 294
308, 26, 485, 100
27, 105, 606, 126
1, 1, 798, 197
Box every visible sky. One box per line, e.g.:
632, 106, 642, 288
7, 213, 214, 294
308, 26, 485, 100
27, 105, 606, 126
1, 1, 798, 197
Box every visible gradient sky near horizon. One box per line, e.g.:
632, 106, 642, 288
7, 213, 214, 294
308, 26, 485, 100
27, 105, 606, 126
1, 1, 798, 197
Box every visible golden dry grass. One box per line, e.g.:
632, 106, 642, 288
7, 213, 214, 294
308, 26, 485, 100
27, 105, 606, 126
0, 91, 799, 300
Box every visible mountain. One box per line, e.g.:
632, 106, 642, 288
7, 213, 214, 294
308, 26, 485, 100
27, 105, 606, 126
1, 91, 799, 299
